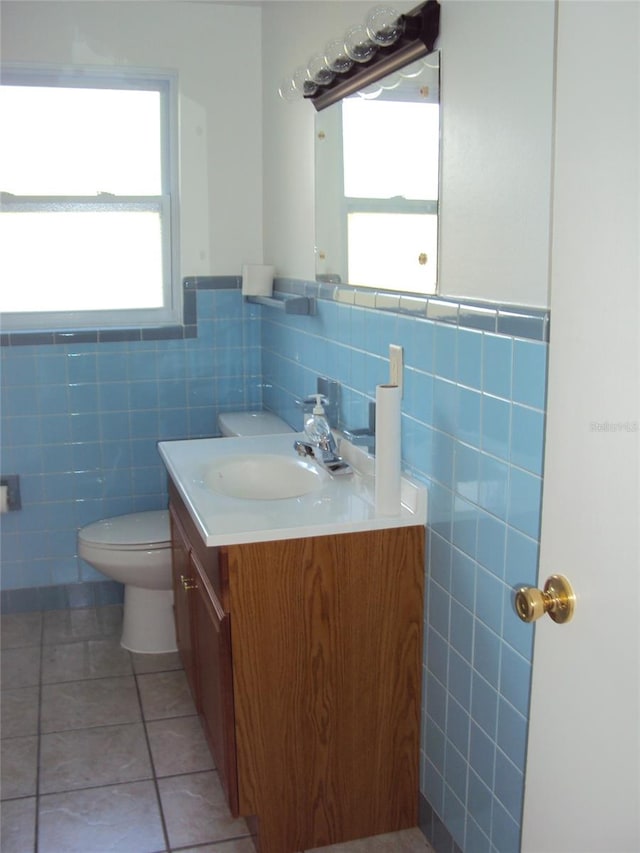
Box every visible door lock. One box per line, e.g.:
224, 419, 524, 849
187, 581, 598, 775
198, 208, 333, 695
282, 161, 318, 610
515, 574, 575, 624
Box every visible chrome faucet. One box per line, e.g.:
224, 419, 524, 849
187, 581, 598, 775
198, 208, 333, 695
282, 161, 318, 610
309, 428, 339, 461
294, 392, 352, 476
294, 437, 352, 475
296, 430, 340, 464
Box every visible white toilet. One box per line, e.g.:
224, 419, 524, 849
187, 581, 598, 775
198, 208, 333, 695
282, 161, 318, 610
217, 410, 293, 438
78, 510, 174, 654
77, 411, 292, 654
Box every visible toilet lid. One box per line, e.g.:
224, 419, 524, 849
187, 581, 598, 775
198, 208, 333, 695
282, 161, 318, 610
218, 411, 293, 437
79, 510, 170, 550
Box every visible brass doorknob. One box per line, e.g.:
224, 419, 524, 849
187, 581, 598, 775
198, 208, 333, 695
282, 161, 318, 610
515, 574, 575, 624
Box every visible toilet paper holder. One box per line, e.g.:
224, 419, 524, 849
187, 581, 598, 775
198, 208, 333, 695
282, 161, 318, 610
0, 475, 21, 512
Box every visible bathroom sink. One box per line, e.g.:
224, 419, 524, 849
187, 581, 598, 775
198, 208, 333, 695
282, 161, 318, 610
202, 453, 327, 500
159, 433, 428, 546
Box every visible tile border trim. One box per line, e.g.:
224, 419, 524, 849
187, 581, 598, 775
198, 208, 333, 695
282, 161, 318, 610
0, 275, 549, 347
1, 580, 124, 614
0, 276, 240, 348
419, 793, 462, 853
276, 278, 550, 342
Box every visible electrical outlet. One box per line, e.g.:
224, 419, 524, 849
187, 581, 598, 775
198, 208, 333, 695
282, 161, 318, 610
389, 344, 404, 395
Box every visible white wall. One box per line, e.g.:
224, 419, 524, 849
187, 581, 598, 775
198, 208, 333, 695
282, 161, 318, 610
261, 1, 387, 280
4, 1, 557, 307
1, 0, 264, 279
262, 0, 556, 308
438, 0, 555, 307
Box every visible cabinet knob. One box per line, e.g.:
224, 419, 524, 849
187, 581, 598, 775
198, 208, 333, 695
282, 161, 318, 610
180, 574, 197, 591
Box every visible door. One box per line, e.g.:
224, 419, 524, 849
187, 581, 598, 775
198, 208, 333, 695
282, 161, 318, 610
522, 3, 639, 851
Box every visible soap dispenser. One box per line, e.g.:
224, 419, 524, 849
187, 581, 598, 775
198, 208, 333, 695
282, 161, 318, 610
304, 395, 332, 447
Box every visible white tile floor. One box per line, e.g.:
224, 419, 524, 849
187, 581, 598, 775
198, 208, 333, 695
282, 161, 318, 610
1, 605, 433, 853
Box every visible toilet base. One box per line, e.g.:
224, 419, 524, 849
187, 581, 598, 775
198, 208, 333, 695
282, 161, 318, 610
121, 585, 177, 654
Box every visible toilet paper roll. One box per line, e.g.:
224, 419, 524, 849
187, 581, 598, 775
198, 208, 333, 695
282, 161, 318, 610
375, 384, 402, 515
242, 264, 275, 296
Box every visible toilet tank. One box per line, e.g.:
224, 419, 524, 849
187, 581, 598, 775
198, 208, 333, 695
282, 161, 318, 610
217, 411, 293, 437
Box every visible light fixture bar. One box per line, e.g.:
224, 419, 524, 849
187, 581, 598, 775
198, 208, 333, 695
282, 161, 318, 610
309, 0, 440, 112
311, 40, 428, 111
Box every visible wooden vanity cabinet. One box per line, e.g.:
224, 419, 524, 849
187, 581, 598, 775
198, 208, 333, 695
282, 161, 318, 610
169, 481, 425, 853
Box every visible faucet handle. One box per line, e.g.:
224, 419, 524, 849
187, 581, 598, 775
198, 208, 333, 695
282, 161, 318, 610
294, 440, 315, 458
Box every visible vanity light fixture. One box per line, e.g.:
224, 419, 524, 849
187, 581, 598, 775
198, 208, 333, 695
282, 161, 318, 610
279, 0, 440, 111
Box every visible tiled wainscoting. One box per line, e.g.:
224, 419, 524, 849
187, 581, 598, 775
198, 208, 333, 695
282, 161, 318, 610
261, 282, 549, 853
1, 279, 549, 852
0, 281, 261, 596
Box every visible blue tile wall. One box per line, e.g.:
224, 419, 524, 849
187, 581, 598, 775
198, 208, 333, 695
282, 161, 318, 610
0, 287, 261, 598
0, 277, 548, 853
260, 287, 548, 853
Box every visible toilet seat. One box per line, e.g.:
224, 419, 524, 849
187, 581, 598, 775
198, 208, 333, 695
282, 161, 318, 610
78, 510, 170, 552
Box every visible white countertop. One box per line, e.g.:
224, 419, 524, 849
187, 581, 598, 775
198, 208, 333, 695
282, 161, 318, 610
158, 432, 427, 547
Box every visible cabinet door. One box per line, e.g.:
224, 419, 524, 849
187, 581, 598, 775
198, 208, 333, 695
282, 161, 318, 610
192, 552, 239, 817
228, 529, 424, 852
169, 504, 198, 704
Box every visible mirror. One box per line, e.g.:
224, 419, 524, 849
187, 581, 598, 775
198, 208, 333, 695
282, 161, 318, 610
314, 52, 440, 295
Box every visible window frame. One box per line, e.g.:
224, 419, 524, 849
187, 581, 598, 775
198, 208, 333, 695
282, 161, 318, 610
0, 63, 181, 333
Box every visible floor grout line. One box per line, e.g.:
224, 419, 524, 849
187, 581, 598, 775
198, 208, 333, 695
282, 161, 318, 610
133, 665, 173, 853
3, 606, 433, 853
34, 611, 44, 853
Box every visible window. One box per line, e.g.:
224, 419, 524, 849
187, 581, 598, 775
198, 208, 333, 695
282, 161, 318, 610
0, 66, 180, 332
